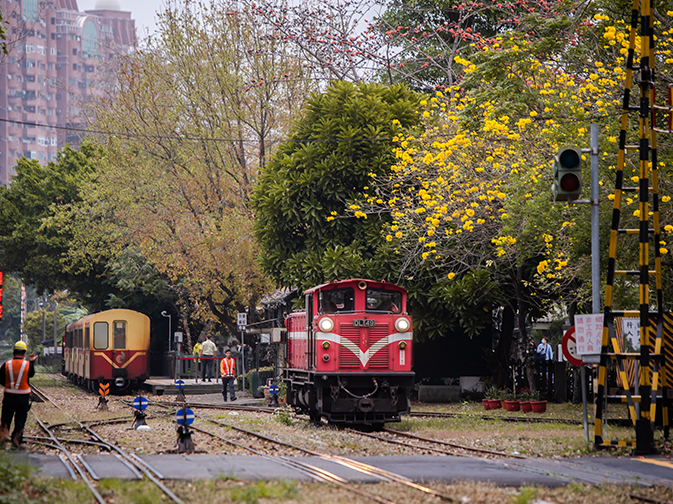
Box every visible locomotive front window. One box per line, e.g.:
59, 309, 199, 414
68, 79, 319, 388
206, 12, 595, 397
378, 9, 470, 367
114, 321, 127, 349
319, 288, 355, 313
365, 289, 402, 313
93, 322, 109, 350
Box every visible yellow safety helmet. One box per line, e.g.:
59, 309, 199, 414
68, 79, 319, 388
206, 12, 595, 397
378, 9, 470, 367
14, 341, 28, 352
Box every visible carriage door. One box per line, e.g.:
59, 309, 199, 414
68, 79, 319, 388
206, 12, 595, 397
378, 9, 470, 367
84, 325, 90, 379
306, 293, 314, 370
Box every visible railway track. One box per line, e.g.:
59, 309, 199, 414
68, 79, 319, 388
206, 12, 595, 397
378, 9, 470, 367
147, 399, 461, 503
29, 384, 185, 504
409, 409, 631, 426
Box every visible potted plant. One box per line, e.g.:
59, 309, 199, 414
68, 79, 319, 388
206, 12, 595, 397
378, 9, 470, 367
519, 391, 532, 413
503, 390, 520, 412
483, 386, 498, 410
530, 390, 547, 413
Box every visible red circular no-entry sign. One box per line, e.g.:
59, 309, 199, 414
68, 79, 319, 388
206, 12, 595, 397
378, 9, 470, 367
562, 326, 584, 366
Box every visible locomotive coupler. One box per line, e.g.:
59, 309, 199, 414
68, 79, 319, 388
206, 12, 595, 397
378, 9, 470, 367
390, 385, 399, 407
132, 410, 147, 429
176, 425, 195, 453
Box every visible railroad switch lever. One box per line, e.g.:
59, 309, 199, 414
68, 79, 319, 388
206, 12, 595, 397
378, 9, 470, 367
97, 383, 110, 411
176, 425, 195, 453
132, 409, 148, 429
267, 380, 280, 408
96, 395, 109, 411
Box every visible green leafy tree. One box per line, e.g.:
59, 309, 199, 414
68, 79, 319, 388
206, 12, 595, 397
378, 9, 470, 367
0, 142, 102, 295
253, 81, 423, 290
0, 274, 22, 342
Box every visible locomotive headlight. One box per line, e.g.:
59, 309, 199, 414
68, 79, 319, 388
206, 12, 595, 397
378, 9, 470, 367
395, 317, 410, 332
322, 341, 331, 350
398, 341, 407, 350
319, 317, 334, 332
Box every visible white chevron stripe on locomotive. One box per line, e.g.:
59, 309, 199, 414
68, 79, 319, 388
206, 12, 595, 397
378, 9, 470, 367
317, 331, 412, 367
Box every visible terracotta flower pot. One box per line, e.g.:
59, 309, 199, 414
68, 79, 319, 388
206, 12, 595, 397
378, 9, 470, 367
482, 399, 491, 410
530, 400, 547, 413
520, 400, 532, 413
488, 399, 501, 409
500, 400, 507, 409
504, 400, 520, 412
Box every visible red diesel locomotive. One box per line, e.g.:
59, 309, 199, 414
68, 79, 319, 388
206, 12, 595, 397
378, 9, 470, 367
284, 279, 414, 425
63, 309, 150, 392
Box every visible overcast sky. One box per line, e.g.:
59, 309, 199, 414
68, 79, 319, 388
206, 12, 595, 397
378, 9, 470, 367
77, 0, 165, 39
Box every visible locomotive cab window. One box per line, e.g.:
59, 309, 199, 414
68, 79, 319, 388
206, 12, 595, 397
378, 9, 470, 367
93, 322, 108, 350
365, 289, 402, 313
319, 288, 354, 313
114, 321, 127, 349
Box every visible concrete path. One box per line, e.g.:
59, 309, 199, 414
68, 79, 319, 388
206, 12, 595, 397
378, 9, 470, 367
15, 453, 673, 486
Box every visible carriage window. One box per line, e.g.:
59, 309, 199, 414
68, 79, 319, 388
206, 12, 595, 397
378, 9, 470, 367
365, 289, 402, 313
77, 328, 82, 348
113, 321, 127, 349
84, 326, 90, 349
65, 330, 72, 348
93, 322, 108, 350
319, 288, 355, 313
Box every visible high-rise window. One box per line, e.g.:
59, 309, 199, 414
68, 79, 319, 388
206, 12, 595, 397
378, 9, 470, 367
82, 20, 98, 57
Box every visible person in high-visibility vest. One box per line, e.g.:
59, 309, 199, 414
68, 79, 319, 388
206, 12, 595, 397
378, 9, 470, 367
0, 341, 37, 448
220, 348, 237, 402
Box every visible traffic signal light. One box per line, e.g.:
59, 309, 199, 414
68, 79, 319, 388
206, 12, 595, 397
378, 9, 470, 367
551, 147, 583, 201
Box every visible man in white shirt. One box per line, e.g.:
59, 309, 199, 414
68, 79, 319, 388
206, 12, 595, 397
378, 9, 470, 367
200, 335, 217, 382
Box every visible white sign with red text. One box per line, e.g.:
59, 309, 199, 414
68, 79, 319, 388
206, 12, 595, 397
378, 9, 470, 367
574, 314, 604, 356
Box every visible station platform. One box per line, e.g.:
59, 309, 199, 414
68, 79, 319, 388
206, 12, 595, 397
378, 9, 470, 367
144, 377, 249, 397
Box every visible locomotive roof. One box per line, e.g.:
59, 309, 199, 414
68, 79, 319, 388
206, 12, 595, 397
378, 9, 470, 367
303, 279, 406, 294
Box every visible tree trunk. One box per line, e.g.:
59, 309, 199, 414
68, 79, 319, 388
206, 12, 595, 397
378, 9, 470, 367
493, 304, 515, 388
516, 266, 538, 392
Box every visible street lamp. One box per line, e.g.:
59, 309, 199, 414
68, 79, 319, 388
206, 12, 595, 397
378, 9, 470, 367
161, 311, 172, 352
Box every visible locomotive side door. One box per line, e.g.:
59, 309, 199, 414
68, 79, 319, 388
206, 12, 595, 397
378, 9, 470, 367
306, 293, 315, 370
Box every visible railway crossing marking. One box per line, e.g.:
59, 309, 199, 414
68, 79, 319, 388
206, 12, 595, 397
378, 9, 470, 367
131, 395, 149, 429
176, 407, 195, 453
637, 458, 673, 471
96, 383, 110, 411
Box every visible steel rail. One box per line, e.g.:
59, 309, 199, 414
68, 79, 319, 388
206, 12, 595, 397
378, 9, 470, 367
30, 384, 62, 410
24, 435, 111, 450
346, 428, 461, 457
381, 427, 526, 459
79, 422, 185, 504
32, 413, 106, 504
193, 411, 458, 502
30, 382, 184, 504
188, 421, 397, 504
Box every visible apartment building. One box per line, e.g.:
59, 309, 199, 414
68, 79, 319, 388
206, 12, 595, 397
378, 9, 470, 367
0, 0, 136, 185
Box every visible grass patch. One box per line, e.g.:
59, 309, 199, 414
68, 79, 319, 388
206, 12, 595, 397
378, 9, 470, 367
229, 480, 298, 504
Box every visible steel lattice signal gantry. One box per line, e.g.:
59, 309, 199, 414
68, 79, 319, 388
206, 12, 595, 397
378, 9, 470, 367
595, 0, 670, 454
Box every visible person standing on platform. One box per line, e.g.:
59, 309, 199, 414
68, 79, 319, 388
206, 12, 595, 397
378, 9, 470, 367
192, 340, 202, 381
536, 337, 554, 396
0, 341, 37, 449
200, 335, 217, 382
220, 349, 237, 402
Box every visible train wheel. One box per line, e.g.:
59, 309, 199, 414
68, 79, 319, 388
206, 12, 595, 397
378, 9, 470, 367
309, 412, 322, 425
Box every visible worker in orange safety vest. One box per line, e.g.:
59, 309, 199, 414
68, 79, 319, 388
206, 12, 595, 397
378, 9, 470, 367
0, 341, 37, 449
220, 348, 237, 402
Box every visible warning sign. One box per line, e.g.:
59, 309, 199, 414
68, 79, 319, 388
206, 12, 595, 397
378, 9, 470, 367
575, 314, 603, 356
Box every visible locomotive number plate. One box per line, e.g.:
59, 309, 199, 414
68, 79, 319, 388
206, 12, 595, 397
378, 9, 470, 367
353, 319, 375, 327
